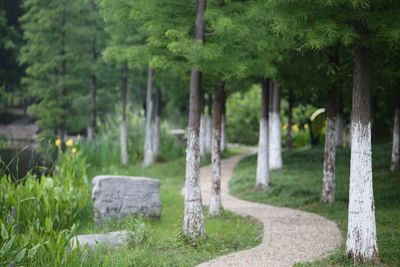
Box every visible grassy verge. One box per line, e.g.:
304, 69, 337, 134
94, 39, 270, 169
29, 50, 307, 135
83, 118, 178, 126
230, 143, 400, 266
78, 149, 262, 266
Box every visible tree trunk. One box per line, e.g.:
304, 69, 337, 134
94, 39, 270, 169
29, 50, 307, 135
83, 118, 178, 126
143, 66, 154, 167
200, 113, 206, 158
220, 93, 227, 152
200, 91, 206, 158
209, 82, 224, 216
183, 0, 206, 238
205, 94, 212, 153
153, 87, 161, 158
120, 62, 128, 166
390, 99, 400, 172
286, 88, 293, 151
88, 1, 97, 141
256, 79, 270, 190
269, 81, 282, 169
345, 39, 379, 263
335, 93, 344, 146
321, 88, 337, 203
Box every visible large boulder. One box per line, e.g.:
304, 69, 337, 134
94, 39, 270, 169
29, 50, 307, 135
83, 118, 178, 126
92, 175, 161, 222
71, 231, 134, 250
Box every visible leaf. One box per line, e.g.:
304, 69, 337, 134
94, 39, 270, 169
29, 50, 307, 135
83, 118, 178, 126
1, 224, 8, 240
28, 243, 41, 258
44, 217, 53, 233
0, 237, 15, 254
14, 248, 26, 263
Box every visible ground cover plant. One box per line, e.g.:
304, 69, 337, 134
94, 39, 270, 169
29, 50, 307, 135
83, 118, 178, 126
230, 143, 400, 266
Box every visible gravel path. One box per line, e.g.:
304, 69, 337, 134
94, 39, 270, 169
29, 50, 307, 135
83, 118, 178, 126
197, 154, 342, 267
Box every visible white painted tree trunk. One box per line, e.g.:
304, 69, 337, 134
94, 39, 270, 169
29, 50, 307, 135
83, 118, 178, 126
183, 0, 206, 238
200, 113, 206, 158
335, 112, 344, 147
256, 80, 270, 190
390, 106, 400, 172
346, 42, 378, 263
209, 85, 223, 216
152, 88, 161, 158
120, 62, 128, 166
153, 115, 160, 158
143, 67, 154, 167
205, 114, 212, 153
87, 126, 94, 141
321, 105, 336, 203
220, 114, 227, 152
120, 119, 128, 166
269, 81, 282, 170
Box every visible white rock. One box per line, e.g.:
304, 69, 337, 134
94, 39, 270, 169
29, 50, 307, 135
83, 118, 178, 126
92, 175, 161, 222
71, 231, 134, 250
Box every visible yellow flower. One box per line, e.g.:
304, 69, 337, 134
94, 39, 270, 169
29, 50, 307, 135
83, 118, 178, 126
66, 139, 74, 147
72, 148, 78, 155
304, 124, 309, 130
55, 138, 62, 147
292, 124, 299, 133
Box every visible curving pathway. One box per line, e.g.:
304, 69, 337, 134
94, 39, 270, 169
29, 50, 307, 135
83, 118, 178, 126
197, 153, 342, 267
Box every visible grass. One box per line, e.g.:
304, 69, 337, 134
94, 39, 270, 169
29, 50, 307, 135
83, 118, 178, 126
230, 143, 400, 266
76, 149, 262, 266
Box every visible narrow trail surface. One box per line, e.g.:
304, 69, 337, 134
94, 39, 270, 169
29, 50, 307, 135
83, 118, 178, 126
198, 153, 342, 267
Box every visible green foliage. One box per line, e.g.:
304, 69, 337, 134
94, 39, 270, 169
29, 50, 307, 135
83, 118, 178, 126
0, 144, 92, 266
1, 148, 90, 234
226, 85, 260, 145
81, 108, 185, 171
230, 143, 400, 266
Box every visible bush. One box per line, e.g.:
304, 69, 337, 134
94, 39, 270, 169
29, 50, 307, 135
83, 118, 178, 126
226, 85, 261, 145
0, 143, 92, 266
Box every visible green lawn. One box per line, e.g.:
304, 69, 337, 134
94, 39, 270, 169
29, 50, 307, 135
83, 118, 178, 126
76, 149, 262, 266
230, 143, 400, 266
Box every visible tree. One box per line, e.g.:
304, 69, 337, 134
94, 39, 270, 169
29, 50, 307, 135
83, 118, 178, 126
256, 79, 270, 190
183, 0, 207, 238
143, 66, 154, 167
390, 98, 400, 171
264, 1, 400, 261
120, 61, 129, 165
20, 0, 88, 144
209, 82, 224, 215
153, 87, 162, 157
269, 81, 283, 169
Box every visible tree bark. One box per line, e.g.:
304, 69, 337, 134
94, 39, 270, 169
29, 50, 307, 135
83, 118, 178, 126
269, 81, 283, 169
120, 62, 128, 166
321, 88, 337, 203
209, 82, 224, 216
256, 79, 270, 190
286, 88, 293, 151
153, 87, 161, 158
390, 99, 400, 172
345, 38, 379, 263
205, 94, 212, 153
220, 93, 227, 152
200, 91, 206, 158
183, 0, 206, 238
143, 66, 154, 167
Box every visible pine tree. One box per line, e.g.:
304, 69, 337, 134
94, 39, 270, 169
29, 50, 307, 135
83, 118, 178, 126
20, 0, 89, 143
